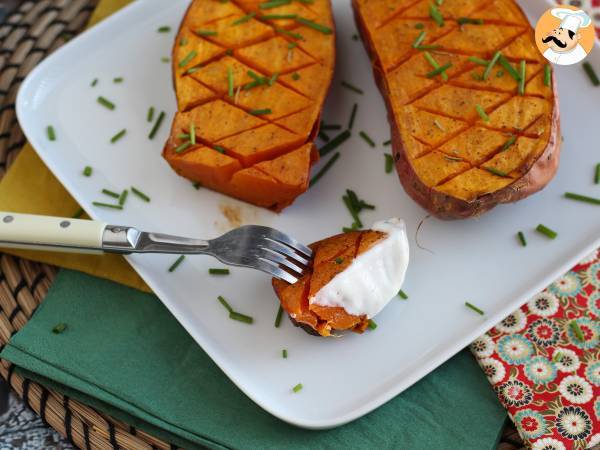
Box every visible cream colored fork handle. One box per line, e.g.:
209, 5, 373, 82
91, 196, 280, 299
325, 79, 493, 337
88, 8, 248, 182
0, 212, 106, 254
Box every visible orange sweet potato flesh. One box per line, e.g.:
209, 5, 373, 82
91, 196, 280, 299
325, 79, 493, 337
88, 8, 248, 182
163, 0, 335, 211
352, 0, 560, 219
272, 229, 387, 337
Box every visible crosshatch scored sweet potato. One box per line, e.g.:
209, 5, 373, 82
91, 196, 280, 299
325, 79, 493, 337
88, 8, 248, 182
163, 0, 335, 212
272, 229, 387, 337
353, 0, 560, 219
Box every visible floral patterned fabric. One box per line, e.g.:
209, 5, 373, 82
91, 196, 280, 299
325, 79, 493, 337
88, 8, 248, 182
471, 249, 600, 449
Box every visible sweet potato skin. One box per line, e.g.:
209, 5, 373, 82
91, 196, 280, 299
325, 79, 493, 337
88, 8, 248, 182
352, 0, 561, 219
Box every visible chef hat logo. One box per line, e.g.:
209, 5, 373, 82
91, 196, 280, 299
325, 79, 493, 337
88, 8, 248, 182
551, 8, 592, 33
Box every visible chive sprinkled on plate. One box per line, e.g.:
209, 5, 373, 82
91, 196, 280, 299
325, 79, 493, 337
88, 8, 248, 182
319, 130, 330, 142
102, 189, 120, 199
229, 311, 254, 324
352, 33, 359, 40
383, 139, 391, 146
192, 181, 202, 190
262, 13, 297, 20
161, 57, 170, 63
500, 135, 517, 151
269, 72, 279, 86
384, 153, 394, 173
209, 268, 230, 275
569, 321, 585, 341
168, 255, 185, 272
292, 383, 303, 393
232, 12, 256, 25
118, 189, 128, 206
595, 163, 600, 184
426, 62, 452, 79
179, 50, 197, 68
113, 77, 124, 83
110, 129, 127, 144
536, 224, 557, 239
97, 96, 115, 110
214, 145, 226, 154
260, 0, 291, 9
582, 62, 599, 86
457, 17, 483, 25
190, 121, 196, 145
429, 3, 444, 27
465, 301, 484, 315
83, 166, 92, 177
518, 60, 526, 95
319, 130, 351, 157
226, 67, 234, 97
287, 41, 298, 49
196, 30, 217, 36
275, 27, 303, 40
468, 56, 488, 66
368, 320, 377, 330
342, 194, 363, 228
321, 123, 341, 131
47, 125, 56, 141
359, 131, 375, 147
274, 305, 284, 328
414, 44, 441, 51
496, 69, 504, 77
52, 323, 67, 334
218, 295, 234, 313
412, 31, 426, 48
347, 103, 358, 130
147, 106, 155, 122
148, 111, 165, 139
180, 37, 188, 46
282, 349, 288, 358
91, 78, 99, 87
415, 23, 425, 29
131, 186, 151, 202
483, 51, 500, 80
485, 167, 507, 177
341, 80, 363, 94
398, 289, 408, 299
498, 55, 520, 81
249, 108, 272, 115
158, 26, 171, 33
517, 231, 527, 247
475, 104, 489, 122
544, 64, 551, 87
296, 17, 332, 34
291, 72, 301, 82
564, 192, 600, 205
175, 142, 192, 154
309, 152, 340, 187
423, 52, 447, 81
92, 202, 123, 210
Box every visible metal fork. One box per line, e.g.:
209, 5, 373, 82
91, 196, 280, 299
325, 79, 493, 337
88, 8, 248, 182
0, 212, 312, 283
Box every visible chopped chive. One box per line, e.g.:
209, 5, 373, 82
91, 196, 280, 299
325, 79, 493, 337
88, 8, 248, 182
161, 57, 170, 63
291, 72, 301, 80
368, 320, 377, 330
83, 166, 92, 177
564, 192, 600, 205
249, 108, 272, 115
175, 141, 192, 154
321, 123, 341, 131
274, 305, 284, 327
190, 121, 196, 145
179, 132, 191, 139
595, 163, 600, 184
320, 130, 351, 157
433, 119, 445, 131
157, 26, 171, 33
359, 131, 375, 147
498, 55, 520, 81
287, 41, 298, 49
347, 103, 358, 130
196, 30, 217, 36
483, 51, 501, 80
457, 17, 483, 25
46, 125, 56, 141
102, 189, 120, 199
131, 186, 151, 202
52, 323, 67, 334
91, 78, 99, 87
465, 301, 484, 315
72, 208, 84, 219
92, 202, 123, 210
225, 48, 233, 56
97, 96, 115, 110
260, 0, 291, 9
468, 56, 489, 66
500, 135, 517, 151
110, 129, 127, 143
148, 111, 165, 139
423, 52, 447, 81
342, 224, 359, 233
187, 66, 201, 74
319, 130, 330, 142
226, 66, 234, 97
435, 0, 443, 5
168, 255, 185, 272
583, 62, 599, 86
214, 145, 226, 154
536, 224, 557, 239
309, 152, 340, 187
180, 37, 188, 46
209, 268, 230, 275
179, 50, 197, 68
113, 77, 124, 83
229, 311, 254, 324
544, 64, 551, 87
282, 349, 288, 358
471, 73, 483, 81
342, 195, 362, 228
426, 62, 452, 78
414, 44, 441, 51
569, 321, 585, 341
335, 257, 344, 264
384, 153, 394, 173
352, 33, 359, 40
118, 189, 128, 206
292, 383, 303, 393
475, 104, 489, 122
261, 13, 297, 20
444, 155, 463, 162
232, 12, 256, 25
398, 289, 408, 299
268, 72, 279, 86
341, 80, 363, 94
296, 17, 332, 34
147, 106, 155, 122
429, 3, 444, 27
275, 27, 304, 40
485, 167, 507, 177
496, 69, 504, 77
518, 60, 526, 95
415, 23, 425, 29
383, 139, 391, 146
218, 295, 234, 313
517, 231, 527, 247
192, 182, 202, 190
412, 31, 426, 48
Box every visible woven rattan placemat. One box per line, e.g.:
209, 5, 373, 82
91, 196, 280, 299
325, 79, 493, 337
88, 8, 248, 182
0, 1, 524, 449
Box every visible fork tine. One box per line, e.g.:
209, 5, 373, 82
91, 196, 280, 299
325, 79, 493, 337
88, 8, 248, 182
253, 258, 299, 284
256, 248, 305, 276
262, 228, 312, 258
260, 238, 311, 266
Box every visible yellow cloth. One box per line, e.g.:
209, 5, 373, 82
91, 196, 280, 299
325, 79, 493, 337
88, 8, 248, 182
0, 0, 150, 293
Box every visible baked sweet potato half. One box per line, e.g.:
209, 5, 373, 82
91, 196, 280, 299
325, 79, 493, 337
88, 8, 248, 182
163, 0, 335, 211
272, 219, 409, 337
352, 0, 560, 219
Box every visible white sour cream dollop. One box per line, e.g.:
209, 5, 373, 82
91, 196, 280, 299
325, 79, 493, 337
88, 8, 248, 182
309, 218, 409, 318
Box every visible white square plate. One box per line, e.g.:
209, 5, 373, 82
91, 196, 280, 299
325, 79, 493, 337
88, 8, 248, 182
16, 0, 600, 429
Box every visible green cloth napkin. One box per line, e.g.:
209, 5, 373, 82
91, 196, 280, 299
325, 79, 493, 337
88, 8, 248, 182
1, 270, 506, 449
